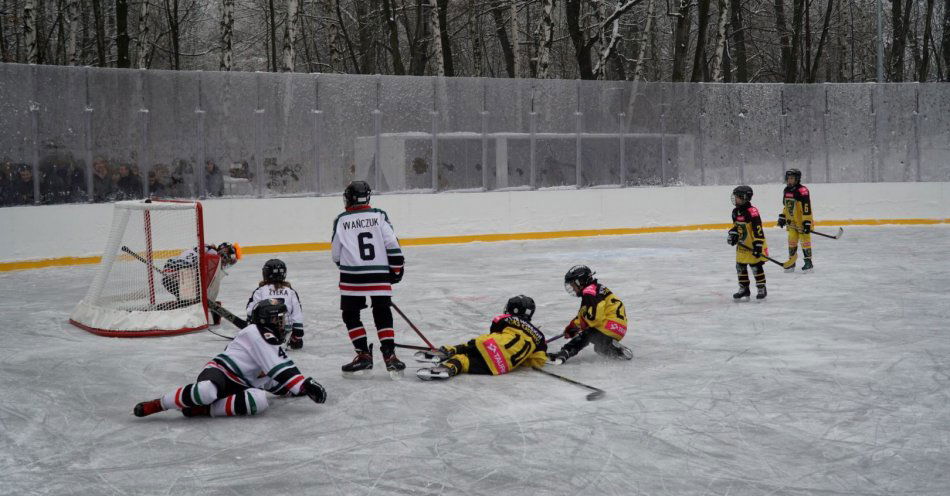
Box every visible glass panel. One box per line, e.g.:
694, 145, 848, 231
379, 75, 434, 192
875, 84, 917, 182
485, 78, 533, 189
579, 80, 626, 187
701, 84, 742, 186
36, 65, 91, 204
738, 84, 784, 185
783, 85, 825, 183
142, 70, 199, 199
918, 84, 950, 182
259, 72, 318, 196
201, 71, 259, 197
826, 84, 873, 182
663, 83, 702, 185
532, 79, 577, 188
317, 74, 378, 195
0, 64, 38, 206
437, 77, 488, 191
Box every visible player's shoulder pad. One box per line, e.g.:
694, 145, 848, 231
747, 206, 761, 218
798, 186, 810, 195
582, 284, 598, 296
490, 314, 511, 333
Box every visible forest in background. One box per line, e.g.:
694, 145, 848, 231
1, 0, 948, 82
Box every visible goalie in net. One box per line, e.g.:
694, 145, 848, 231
159, 242, 241, 321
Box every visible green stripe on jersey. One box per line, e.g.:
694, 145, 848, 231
192, 384, 203, 405
217, 354, 248, 382
339, 265, 391, 272
386, 248, 402, 254
247, 391, 257, 415
267, 360, 294, 378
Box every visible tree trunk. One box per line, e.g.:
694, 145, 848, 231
281, 0, 299, 71
491, 0, 516, 77
435, 0, 453, 76
917, 0, 936, 81
509, 0, 519, 77
889, 0, 912, 81
691, 0, 710, 82
66, 0, 80, 64
267, 0, 278, 71
0, 0, 7, 62
326, 0, 343, 71
632, 0, 655, 81
787, 0, 804, 82
943, 0, 950, 80
334, 0, 359, 72
566, 0, 594, 79
808, 0, 835, 82
134, 0, 149, 68
536, 0, 554, 77
773, 0, 791, 81
382, 0, 405, 74
428, 0, 444, 75
219, 0, 233, 70
92, 0, 106, 65
468, 0, 482, 76
408, 0, 430, 75
729, 0, 748, 81
710, 0, 729, 81
670, 0, 691, 81
23, 0, 36, 63
116, 0, 129, 67
354, 0, 375, 73
593, 0, 641, 79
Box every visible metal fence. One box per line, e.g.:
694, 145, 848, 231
1, 63, 948, 207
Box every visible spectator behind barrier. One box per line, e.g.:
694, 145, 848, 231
205, 160, 224, 197
92, 158, 115, 202
10, 164, 34, 205
40, 157, 71, 204
115, 163, 144, 200
148, 166, 168, 197
0, 161, 13, 206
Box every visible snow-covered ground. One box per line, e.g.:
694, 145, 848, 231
2, 225, 949, 495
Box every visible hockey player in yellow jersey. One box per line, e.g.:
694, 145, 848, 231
547, 266, 632, 365
416, 296, 548, 380
777, 168, 814, 272
728, 185, 769, 300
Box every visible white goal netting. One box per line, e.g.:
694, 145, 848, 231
69, 200, 209, 337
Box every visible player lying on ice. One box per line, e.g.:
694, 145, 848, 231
133, 299, 326, 418
416, 295, 548, 380
547, 265, 633, 364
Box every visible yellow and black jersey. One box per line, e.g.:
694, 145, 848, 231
570, 284, 628, 340
442, 315, 547, 375
732, 204, 769, 264
782, 184, 813, 228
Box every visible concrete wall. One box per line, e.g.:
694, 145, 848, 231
1, 182, 948, 266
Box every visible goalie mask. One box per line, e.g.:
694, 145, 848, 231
564, 265, 595, 296
504, 295, 536, 321
253, 299, 288, 344
216, 242, 242, 267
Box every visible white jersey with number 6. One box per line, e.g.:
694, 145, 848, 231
331, 206, 404, 296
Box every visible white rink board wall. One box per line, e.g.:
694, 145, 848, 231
1, 182, 948, 264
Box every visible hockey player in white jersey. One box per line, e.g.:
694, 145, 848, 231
331, 181, 406, 378
133, 299, 326, 418
246, 259, 305, 349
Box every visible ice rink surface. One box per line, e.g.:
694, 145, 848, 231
1, 225, 949, 495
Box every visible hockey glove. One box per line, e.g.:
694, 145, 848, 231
727, 228, 739, 246
777, 214, 787, 228
390, 268, 404, 284
301, 377, 326, 404
752, 240, 764, 258
438, 345, 456, 357
564, 323, 582, 339
801, 220, 812, 234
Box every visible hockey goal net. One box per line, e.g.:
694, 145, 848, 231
69, 199, 209, 337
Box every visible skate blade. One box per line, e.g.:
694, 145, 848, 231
341, 369, 374, 380
802, 268, 814, 273
546, 358, 565, 365
733, 296, 750, 302
784, 267, 795, 273
388, 369, 405, 381
415, 369, 449, 381
413, 351, 445, 363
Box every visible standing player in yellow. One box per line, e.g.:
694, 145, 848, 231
416, 296, 548, 380
727, 185, 769, 300
777, 168, 814, 272
547, 265, 632, 364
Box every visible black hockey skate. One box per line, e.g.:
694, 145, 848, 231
610, 341, 634, 360
416, 365, 457, 381
383, 352, 406, 380
733, 285, 751, 301
342, 344, 374, 378
756, 286, 767, 300
801, 260, 814, 272
546, 351, 570, 365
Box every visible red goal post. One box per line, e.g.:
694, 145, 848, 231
69, 199, 210, 337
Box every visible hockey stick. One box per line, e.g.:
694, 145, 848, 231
207, 300, 247, 329
391, 302, 437, 350
121, 245, 164, 274
737, 242, 785, 267
396, 328, 562, 353
532, 366, 605, 401
788, 223, 844, 240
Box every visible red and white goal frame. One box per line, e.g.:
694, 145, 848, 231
69, 199, 210, 337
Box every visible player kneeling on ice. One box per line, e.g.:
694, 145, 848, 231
161, 242, 241, 324
246, 259, 305, 350
417, 296, 548, 380
547, 265, 632, 365
727, 185, 769, 300
133, 299, 326, 418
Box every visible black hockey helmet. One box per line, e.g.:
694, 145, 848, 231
564, 265, 596, 296
504, 295, 536, 321
344, 181, 372, 207
262, 258, 287, 283
784, 168, 802, 184
731, 185, 753, 206
253, 299, 288, 344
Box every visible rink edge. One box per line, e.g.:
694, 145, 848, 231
3, 217, 948, 272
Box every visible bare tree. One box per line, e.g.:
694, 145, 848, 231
535, 0, 554, 78
220, 0, 233, 70
670, 0, 691, 81
509, 0, 519, 77
632, 0, 655, 81
710, 0, 729, 81
23, 0, 36, 63
916, 0, 936, 81
491, 0, 516, 77
691, 0, 711, 81
116, 0, 130, 67
730, 0, 748, 81
281, 0, 299, 71
428, 0, 444, 75
382, 0, 405, 74
66, 0, 80, 64
943, 0, 950, 80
